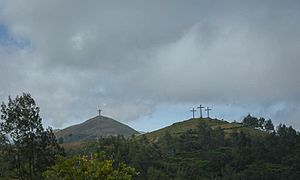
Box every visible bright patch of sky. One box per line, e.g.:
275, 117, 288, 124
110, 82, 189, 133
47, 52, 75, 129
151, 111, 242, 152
0, 23, 31, 50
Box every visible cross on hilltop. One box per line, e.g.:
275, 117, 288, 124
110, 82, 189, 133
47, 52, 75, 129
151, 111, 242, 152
190, 105, 213, 119
98, 109, 102, 117
205, 107, 212, 118
197, 105, 204, 118
190, 108, 196, 119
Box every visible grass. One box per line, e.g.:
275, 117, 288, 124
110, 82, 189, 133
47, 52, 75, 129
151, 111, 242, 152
143, 118, 266, 142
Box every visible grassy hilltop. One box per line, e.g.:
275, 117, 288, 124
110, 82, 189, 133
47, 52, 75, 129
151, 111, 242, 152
56, 115, 139, 143
144, 117, 266, 142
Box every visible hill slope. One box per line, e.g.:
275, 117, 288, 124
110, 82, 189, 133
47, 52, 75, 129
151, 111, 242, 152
144, 118, 266, 141
56, 116, 139, 143
81, 118, 299, 179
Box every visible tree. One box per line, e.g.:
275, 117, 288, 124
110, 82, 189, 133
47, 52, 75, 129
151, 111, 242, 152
0, 93, 64, 179
159, 132, 176, 156
265, 119, 274, 132
258, 117, 266, 130
43, 154, 136, 180
0, 132, 15, 177
242, 114, 259, 128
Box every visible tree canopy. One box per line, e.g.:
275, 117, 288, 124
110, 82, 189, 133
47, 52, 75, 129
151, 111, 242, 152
43, 154, 136, 180
70, 118, 300, 179
0, 93, 64, 179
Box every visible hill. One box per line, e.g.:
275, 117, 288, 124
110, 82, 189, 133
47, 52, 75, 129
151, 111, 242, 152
144, 117, 266, 142
67, 116, 300, 179
55, 115, 139, 143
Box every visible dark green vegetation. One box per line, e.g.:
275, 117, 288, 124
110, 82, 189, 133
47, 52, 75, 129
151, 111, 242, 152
55, 115, 139, 143
144, 116, 267, 142
43, 153, 136, 180
0, 93, 64, 179
0, 93, 136, 180
1, 93, 300, 179
68, 116, 300, 179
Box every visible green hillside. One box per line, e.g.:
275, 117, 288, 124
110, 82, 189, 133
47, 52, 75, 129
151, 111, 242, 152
67, 115, 300, 179
144, 117, 266, 142
56, 116, 139, 143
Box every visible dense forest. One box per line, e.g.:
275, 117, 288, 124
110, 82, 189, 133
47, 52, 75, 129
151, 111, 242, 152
1, 93, 300, 179
68, 117, 300, 179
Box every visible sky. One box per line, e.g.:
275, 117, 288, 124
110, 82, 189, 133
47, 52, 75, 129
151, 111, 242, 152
0, 0, 300, 132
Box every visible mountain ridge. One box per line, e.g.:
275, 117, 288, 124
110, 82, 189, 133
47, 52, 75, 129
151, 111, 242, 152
55, 115, 139, 143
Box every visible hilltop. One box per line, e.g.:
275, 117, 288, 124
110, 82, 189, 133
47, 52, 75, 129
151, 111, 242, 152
144, 117, 266, 142
55, 115, 139, 143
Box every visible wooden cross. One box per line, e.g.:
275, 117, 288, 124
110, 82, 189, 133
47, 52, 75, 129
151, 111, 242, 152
205, 107, 212, 118
191, 108, 197, 119
98, 109, 102, 117
197, 105, 204, 118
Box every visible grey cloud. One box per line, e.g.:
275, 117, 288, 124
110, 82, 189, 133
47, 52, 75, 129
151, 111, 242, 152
0, 0, 299, 128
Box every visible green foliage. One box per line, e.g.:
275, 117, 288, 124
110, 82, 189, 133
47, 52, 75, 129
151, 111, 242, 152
1, 97, 299, 180
146, 167, 169, 180
68, 116, 300, 179
0, 133, 16, 177
43, 154, 136, 180
0, 93, 64, 179
243, 114, 275, 133
243, 114, 259, 128
265, 119, 274, 132
234, 162, 290, 179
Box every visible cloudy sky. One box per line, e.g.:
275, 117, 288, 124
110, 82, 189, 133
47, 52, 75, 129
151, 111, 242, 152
0, 0, 299, 131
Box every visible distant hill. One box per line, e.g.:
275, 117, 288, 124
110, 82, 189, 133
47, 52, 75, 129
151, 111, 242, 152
144, 118, 266, 142
55, 116, 139, 143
